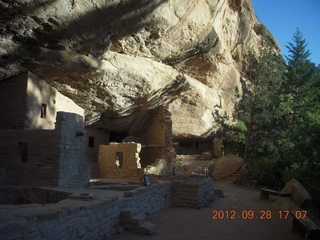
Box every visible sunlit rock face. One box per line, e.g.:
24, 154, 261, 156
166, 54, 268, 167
0, 0, 278, 138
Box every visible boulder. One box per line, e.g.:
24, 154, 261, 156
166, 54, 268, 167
144, 158, 168, 175
272, 197, 299, 212
213, 154, 244, 180
282, 178, 312, 207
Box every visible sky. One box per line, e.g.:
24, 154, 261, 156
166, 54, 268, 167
251, 0, 320, 65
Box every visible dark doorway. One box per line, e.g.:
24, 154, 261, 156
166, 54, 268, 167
17, 142, 28, 162
88, 136, 95, 148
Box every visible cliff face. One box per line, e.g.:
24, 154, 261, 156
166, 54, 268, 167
0, 0, 277, 138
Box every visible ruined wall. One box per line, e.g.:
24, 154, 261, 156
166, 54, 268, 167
140, 108, 175, 168
0, 112, 89, 186
85, 128, 110, 178
26, 72, 84, 130
0, 182, 171, 240
56, 112, 90, 186
0, 73, 27, 129
98, 142, 144, 180
176, 139, 213, 155
213, 137, 223, 158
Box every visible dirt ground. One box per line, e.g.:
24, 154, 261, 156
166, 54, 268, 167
111, 181, 303, 240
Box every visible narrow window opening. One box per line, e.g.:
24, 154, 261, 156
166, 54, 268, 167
17, 142, 28, 162
115, 152, 124, 168
195, 142, 199, 148
40, 104, 47, 119
88, 136, 94, 148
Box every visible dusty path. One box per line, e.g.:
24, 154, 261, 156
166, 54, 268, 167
111, 181, 302, 240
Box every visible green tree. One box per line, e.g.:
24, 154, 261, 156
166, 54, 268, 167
283, 29, 320, 198
285, 28, 319, 124
230, 40, 287, 186
226, 30, 320, 191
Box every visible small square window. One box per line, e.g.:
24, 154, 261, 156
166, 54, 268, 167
40, 104, 47, 119
88, 136, 94, 148
115, 152, 124, 168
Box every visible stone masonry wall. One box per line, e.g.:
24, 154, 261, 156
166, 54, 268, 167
85, 128, 110, 178
56, 112, 90, 186
172, 176, 215, 208
0, 72, 84, 131
0, 112, 89, 186
25, 72, 84, 130
0, 183, 172, 240
0, 130, 60, 186
140, 108, 176, 168
98, 142, 144, 180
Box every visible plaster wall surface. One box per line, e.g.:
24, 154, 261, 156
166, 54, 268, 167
26, 72, 84, 130
86, 128, 110, 178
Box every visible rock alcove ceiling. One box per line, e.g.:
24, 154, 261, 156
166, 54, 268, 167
0, 0, 278, 138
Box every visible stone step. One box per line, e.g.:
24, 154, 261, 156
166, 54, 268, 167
135, 222, 156, 235
119, 209, 155, 235
130, 214, 146, 225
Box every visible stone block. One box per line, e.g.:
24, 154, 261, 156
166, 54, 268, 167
135, 222, 156, 235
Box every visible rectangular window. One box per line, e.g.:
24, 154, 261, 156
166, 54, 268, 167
88, 136, 94, 148
115, 152, 124, 168
17, 142, 28, 162
40, 104, 47, 119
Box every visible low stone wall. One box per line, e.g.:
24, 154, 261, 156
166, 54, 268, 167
0, 182, 171, 240
123, 182, 172, 216
172, 176, 215, 208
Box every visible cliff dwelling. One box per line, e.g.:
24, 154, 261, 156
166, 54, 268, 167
1, 0, 317, 239
0, 72, 216, 240
0, 72, 90, 186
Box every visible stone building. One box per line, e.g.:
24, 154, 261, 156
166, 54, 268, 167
0, 72, 90, 186
97, 107, 176, 179
85, 128, 110, 178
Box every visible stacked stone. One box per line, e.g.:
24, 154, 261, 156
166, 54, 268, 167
172, 176, 215, 208
0, 182, 172, 240
55, 112, 90, 186
0, 130, 60, 186
123, 183, 172, 215
162, 108, 176, 169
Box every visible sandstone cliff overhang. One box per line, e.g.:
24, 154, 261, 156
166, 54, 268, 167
0, 0, 279, 138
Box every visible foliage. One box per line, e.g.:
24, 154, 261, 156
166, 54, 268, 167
232, 39, 286, 163
282, 29, 320, 197
228, 29, 320, 192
